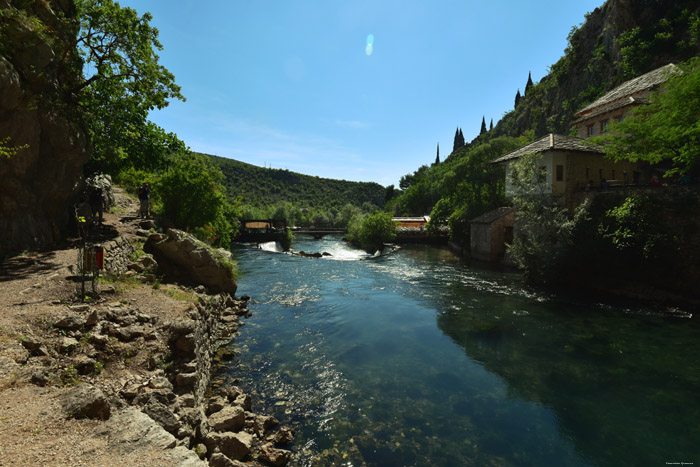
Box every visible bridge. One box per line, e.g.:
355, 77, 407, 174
293, 228, 345, 239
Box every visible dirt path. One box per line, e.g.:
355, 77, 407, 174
0, 188, 202, 466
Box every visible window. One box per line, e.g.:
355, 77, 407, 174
600, 119, 609, 133
587, 124, 595, 136
615, 115, 624, 123
585, 167, 590, 179
611, 169, 616, 180
599, 168, 603, 179
556, 165, 564, 182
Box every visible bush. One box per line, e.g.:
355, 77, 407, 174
348, 211, 397, 253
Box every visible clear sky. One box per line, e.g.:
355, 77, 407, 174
119, 0, 604, 187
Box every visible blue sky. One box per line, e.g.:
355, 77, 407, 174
119, 0, 604, 187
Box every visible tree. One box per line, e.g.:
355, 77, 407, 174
434, 143, 440, 165
154, 152, 234, 245
74, 0, 185, 174
592, 58, 700, 176
507, 153, 588, 283
480, 116, 487, 135
453, 127, 460, 152
348, 211, 397, 253
489, 119, 493, 131
515, 89, 521, 108
525, 71, 534, 94
458, 128, 464, 147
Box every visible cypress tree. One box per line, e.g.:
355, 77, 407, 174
453, 127, 460, 152
458, 128, 465, 147
525, 71, 534, 94
435, 143, 440, 165
480, 116, 487, 135
515, 89, 521, 108
489, 119, 493, 131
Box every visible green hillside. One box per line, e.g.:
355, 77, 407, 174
205, 154, 387, 210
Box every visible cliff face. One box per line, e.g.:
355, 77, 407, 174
491, 0, 700, 140
0, 0, 88, 256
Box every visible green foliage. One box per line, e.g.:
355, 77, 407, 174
74, 0, 185, 174
208, 154, 385, 212
0, 137, 29, 159
592, 58, 700, 176
154, 152, 235, 245
280, 228, 294, 252
600, 194, 678, 262
347, 211, 397, 253
507, 153, 590, 284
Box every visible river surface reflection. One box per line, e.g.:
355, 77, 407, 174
220, 235, 699, 466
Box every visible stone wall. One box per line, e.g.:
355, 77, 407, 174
103, 236, 135, 274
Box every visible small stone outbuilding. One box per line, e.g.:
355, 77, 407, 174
470, 207, 514, 263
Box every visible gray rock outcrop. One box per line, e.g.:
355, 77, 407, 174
0, 1, 89, 257
145, 229, 237, 294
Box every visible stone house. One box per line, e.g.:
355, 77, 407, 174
469, 207, 514, 263
571, 63, 675, 139
472, 64, 676, 262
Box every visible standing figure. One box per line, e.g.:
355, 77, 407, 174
89, 188, 106, 225
138, 183, 151, 218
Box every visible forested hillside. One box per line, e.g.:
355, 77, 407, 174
489, 0, 700, 142
207, 154, 387, 210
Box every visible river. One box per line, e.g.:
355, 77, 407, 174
219, 235, 699, 466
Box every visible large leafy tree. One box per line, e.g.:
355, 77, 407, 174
593, 58, 700, 177
73, 0, 185, 174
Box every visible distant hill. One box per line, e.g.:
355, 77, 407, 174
205, 154, 387, 209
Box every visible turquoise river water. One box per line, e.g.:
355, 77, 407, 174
219, 235, 699, 466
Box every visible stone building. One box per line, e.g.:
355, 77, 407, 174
469, 207, 514, 263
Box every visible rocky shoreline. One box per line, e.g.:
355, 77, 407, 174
0, 189, 293, 466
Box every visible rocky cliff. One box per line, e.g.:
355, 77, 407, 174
0, 0, 88, 256
489, 0, 700, 141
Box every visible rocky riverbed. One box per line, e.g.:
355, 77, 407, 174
0, 188, 292, 466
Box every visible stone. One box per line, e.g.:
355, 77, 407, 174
148, 375, 173, 391
88, 333, 109, 346
208, 452, 248, 467
207, 396, 227, 415
259, 443, 291, 466
139, 219, 157, 230
273, 426, 295, 445
54, 314, 86, 330
31, 370, 50, 387
205, 431, 253, 461
145, 229, 237, 294
208, 406, 245, 432
59, 337, 79, 354
142, 400, 181, 435
175, 333, 196, 356
178, 394, 196, 409
85, 309, 99, 326
136, 229, 151, 238
73, 356, 97, 374
20, 335, 46, 354
60, 384, 110, 420
111, 325, 146, 341
233, 393, 252, 411
175, 372, 198, 387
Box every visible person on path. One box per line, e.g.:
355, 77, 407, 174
138, 183, 151, 218
89, 188, 107, 225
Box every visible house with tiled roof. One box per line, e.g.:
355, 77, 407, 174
572, 63, 676, 138
472, 64, 676, 262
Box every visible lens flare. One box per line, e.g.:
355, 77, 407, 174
365, 43, 373, 56
366, 33, 374, 55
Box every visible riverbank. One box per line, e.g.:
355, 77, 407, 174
0, 188, 292, 466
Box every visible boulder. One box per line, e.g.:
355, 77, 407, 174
204, 431, 253, 461
142, 400, 181, 435
259, 443, 291, 466
54, 314, 86, 330
145, 229, 237, 294
273, 426, 295, 445
209, 452, 248, 467
208, 406, 245, 432
60, 384, 111, 420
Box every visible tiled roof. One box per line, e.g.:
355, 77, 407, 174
470, 207, 514, 224
491, 134, 602, 164
575, 63, 675, 117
